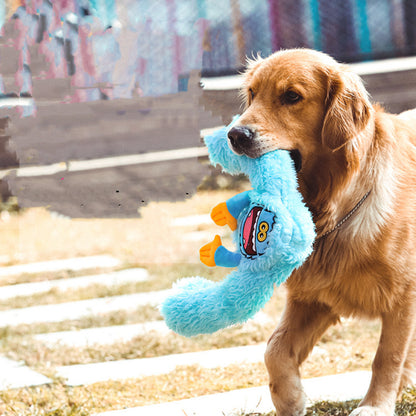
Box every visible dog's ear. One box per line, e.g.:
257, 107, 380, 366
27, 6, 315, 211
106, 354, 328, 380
322, 69, 371, 151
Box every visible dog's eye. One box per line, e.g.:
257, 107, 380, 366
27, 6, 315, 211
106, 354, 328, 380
282, 90, 302, 105
249, 88, 255, 101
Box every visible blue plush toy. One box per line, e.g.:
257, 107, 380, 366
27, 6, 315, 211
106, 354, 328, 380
160, 117, 315, 337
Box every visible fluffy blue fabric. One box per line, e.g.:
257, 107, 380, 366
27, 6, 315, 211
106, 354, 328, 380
161, 116, 316, 337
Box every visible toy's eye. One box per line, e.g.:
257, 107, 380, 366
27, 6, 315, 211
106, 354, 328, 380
257, 221, 269, 242
259, 222, 269, 232
257, 232, 267, 242
282, 90, 302, 105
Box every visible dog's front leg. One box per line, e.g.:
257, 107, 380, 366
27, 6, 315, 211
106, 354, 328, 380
265, 297, 339, 416
350, 302, 416, 416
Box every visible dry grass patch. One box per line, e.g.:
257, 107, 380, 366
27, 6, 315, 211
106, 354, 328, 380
0, 190, 240, 267
0, 262, 231, 310
3, 315, 380, 379
301, 318, 380, 378
2, 369, 414, 416
0, 289, 379, 374
303, 387, 416, 415
0, 288, 285, 368
0, 304, 161, 339
0, 383, 91, 416
243, 388, 416, 416
0, 363, 268, 415
108, 363, 269, 408
3, 322, 272, 370
0, 266, 124, 287
0, 281, 149, 311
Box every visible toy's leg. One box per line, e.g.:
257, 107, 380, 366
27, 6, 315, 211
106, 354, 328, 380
265, 298, 339, 416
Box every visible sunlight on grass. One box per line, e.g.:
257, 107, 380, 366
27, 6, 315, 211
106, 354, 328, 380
0, 191, 413, 416
0, 364, 268, 415
0, 190, 241, 266
1, 372, 414, 416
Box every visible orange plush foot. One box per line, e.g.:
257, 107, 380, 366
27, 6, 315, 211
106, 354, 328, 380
211, 202, 238, 231
200, 235, 222, 267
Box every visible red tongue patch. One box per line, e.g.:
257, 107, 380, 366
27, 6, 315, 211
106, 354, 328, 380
242, 206, 261, 255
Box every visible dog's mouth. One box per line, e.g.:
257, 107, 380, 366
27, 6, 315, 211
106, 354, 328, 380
229, 139, 303, 172
289, 149, 302, 173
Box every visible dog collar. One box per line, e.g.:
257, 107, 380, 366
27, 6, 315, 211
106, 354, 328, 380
315, 189, 372, 242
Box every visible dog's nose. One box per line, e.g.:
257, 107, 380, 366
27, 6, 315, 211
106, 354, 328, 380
227, 126, 254, 149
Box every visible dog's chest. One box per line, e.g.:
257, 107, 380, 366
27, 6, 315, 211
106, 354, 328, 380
290, 248, 404, 318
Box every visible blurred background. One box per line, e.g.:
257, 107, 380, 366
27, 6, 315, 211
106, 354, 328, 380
1, 0, 416, 218
1, 2, 416, 415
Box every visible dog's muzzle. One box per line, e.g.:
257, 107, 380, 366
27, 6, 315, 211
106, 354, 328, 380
227, 126, 255, 155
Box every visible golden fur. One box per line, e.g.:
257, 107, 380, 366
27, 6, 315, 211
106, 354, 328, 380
230, 49, 416, 416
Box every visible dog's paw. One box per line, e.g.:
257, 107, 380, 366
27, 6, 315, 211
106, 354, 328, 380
349, 406, 390, 416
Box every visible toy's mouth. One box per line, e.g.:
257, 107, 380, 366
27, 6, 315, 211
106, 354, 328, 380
242, 206, 261, 255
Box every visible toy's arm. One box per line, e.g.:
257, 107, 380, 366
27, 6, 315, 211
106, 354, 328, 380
200, 235, 241, 268
215, 245, 242, 267
211, 191, 251, 231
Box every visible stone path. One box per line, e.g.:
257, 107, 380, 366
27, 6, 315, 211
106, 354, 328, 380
34, 321, 170, 347
0, 255, 120, 278
93, 371, 372, 416
34, 312, 271, 347
0, 256, 378, 416
56, 344, 267, 386
0, 268, 149, 300
0, 289, 171, 327
0, 356, 52, 390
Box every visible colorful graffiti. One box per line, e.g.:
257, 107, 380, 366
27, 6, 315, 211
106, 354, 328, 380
1, 0, 415, 112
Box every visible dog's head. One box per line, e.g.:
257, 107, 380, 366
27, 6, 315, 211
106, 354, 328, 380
229, 49, 373, 205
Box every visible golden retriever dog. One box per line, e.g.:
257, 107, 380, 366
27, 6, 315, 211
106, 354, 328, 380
227, 49, 416, 416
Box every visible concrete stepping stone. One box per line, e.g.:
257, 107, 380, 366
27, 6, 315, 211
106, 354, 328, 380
93, 371, 372, 416
0, 356, 52, 391
0, 289, 171, 328
0, 268, 149, 300
0, 255, 120, 279
34, 321, 171, 347
56, 344, 267, 386
33, 312, 271, 347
